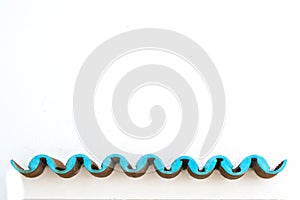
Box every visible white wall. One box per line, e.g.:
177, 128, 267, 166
1, 1, 300, 199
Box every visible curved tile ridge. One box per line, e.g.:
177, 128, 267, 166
11, 154, 286, 179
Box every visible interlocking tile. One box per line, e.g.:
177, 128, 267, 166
11, 154, 286, 179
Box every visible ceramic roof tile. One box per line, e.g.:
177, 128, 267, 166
11, 154, 286, 179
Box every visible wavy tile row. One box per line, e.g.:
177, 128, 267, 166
11, 154, 286, 179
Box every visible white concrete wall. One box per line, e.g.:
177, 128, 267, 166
1, 1, 300, 199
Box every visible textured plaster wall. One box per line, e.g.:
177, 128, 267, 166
1, 1, 300, 199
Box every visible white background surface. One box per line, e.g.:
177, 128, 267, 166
0, 0, 300, 199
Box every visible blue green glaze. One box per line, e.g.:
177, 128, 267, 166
11, 154, 286, 179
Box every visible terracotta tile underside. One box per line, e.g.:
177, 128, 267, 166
11, 154, 286, 179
